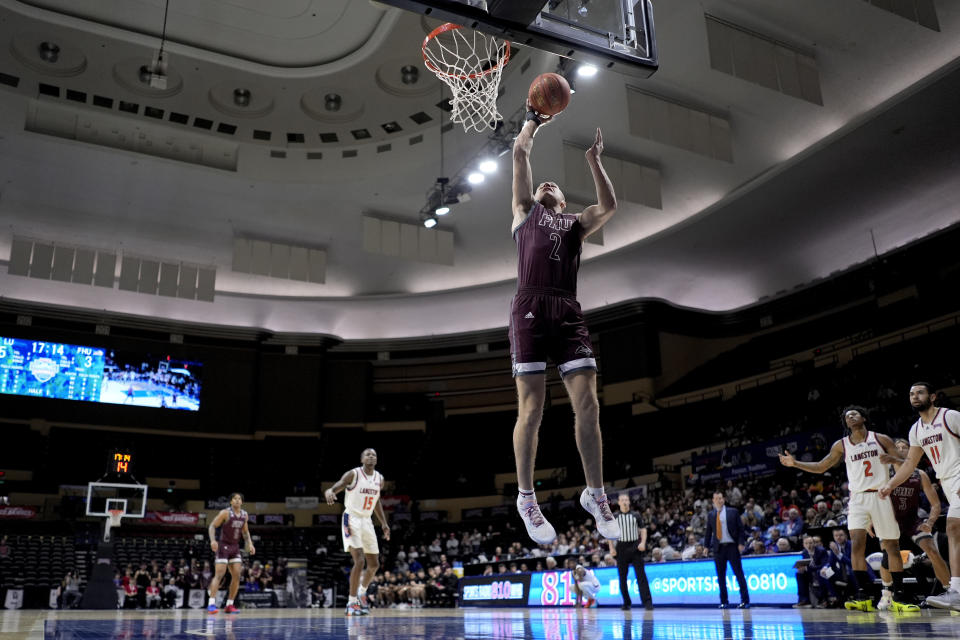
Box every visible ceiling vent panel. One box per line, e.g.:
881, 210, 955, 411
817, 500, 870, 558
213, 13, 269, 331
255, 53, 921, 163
863, 0, 939, 30
626, 88, 733, 162
8, 236, 118, 288
25, 99, 238, 171
362, 215, 454, 266
705, 16, 823, 106
563, 142, 662, 209
232, 237, 325, 284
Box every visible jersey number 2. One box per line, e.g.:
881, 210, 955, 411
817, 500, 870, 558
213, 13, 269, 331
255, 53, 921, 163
549, 233, 562, 261
863, 460, 873, 477
362, 496, 374, 510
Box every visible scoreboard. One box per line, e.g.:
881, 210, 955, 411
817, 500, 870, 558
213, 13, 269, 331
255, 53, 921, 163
0, 337, 105, 401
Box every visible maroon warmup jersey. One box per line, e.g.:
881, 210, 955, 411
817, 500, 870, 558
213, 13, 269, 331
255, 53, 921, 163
890, 470, 924, 538
216, 508, 248, 562
509, 202, 596, 377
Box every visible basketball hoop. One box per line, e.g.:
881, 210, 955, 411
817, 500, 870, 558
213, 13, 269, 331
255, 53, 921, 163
108, 509, 124, 528
422, 23, 510, 133
104, 508, 124, 543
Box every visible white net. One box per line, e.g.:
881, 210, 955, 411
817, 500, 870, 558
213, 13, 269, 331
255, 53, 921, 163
423, 23, 510, 133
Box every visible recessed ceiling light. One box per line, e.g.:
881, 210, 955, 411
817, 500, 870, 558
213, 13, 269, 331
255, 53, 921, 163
233, 88, 251, 107
324, 93, 342, 112
478, 159, 497, 174
577, 64, 598, 78
467, 172, 485, 185
38, 41, 60, 63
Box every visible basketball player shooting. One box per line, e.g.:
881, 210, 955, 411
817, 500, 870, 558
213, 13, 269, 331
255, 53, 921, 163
510, 91, 620, 546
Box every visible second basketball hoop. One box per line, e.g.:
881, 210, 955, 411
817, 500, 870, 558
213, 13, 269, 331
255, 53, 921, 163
422, 22, 510, 133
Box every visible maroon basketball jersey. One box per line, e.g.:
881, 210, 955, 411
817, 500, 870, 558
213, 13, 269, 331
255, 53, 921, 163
890, 470, 922, 522
219, 508, 248, 545
514, 202, 583, 294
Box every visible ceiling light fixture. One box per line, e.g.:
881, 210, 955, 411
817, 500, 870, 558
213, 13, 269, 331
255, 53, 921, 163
38, 41, 60, 64
577, 64, 598, 78
478, 159, 498, 174
233, 88, 251, 107
423, 215, 438, 228
139, 0, 171, 89
401, 65, 420, 85
435, 206, 450, 216
324, 93, 342, 112
467, 172, 485, 185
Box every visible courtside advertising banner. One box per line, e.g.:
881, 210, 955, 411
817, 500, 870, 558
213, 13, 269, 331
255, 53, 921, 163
461, 554, 800, 607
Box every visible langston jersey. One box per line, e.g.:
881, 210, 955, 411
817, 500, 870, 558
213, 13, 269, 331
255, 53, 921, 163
843, 431, 890, 493
344, 467, 383, 517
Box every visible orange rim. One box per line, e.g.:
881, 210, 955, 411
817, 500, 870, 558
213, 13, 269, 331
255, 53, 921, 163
422, 22, 511, 81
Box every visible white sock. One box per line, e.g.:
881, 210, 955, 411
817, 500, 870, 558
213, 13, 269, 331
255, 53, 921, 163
518, 489, 535, 501
226, 599, 234, 606
348, 596, 358, 605
587, 487, 604, 500
358, 585, 367, 597
208, 597, 216, 606
951, 577, 960, 592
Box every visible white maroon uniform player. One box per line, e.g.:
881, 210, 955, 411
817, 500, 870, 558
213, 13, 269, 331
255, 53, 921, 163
844, 431, 900, 540
342, 467, 384, 554
909, 408, 960, 518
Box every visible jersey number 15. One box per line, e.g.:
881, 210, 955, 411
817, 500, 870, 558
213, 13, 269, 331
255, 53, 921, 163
363, 496, 375, 510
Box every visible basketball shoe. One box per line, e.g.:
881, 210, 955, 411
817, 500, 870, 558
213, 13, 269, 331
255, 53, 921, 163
579, 489, 620, 540
345, 602, 365, 616
207, 604, 219, 614
223, 604, 239, 614
517, 494, 556, 545
925, 587, 960, 610
843, 594, 875, 612
358, 593, 370, 614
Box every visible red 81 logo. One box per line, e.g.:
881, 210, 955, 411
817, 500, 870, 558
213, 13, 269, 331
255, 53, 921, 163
540, 572, 559, 605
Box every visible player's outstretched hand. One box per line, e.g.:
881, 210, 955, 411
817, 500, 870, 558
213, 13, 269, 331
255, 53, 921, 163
586, 128, 603, 161
324, 489, 337, 505
778, 451, 795, 467
525, 100, 553, 126
879, 453, 901, 465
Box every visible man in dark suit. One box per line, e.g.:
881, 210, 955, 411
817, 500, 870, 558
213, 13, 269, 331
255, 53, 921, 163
704, 490, 750, 609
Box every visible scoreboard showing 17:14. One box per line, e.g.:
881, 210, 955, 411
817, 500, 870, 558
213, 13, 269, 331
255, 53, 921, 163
0, 337, 107, 401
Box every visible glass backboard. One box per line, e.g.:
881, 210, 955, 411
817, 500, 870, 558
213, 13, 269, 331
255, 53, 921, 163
380, 0, 657, 78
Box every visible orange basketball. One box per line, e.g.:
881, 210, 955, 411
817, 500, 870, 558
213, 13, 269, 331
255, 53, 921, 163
528, 72, 571, 117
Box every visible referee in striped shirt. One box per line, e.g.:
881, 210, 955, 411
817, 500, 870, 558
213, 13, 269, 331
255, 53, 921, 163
607, 493, 653, 610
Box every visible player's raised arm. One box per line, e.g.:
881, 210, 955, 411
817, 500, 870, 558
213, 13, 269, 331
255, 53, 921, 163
324, 469, 356, 505
779, 440, 844, 474
578, 128, 617, 238
512, 107, 542, 225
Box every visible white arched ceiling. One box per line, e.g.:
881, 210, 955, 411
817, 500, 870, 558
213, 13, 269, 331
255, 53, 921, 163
0, 0, 958, 339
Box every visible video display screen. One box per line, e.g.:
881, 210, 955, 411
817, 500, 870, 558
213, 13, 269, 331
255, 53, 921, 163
460, 554, 800, 607
0, 336, 202, 411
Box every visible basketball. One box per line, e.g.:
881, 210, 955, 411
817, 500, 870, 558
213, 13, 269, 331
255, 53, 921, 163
528, 72, 571, 116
